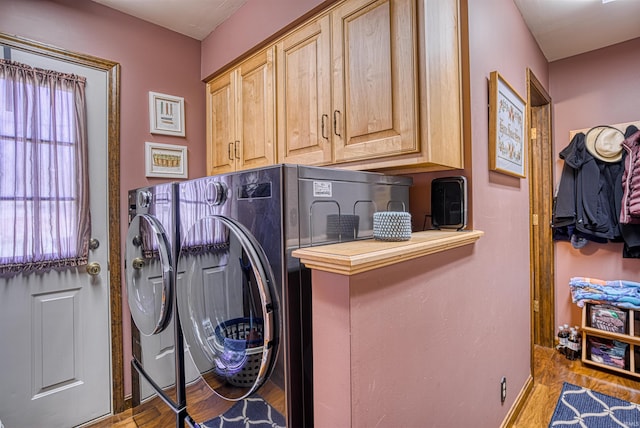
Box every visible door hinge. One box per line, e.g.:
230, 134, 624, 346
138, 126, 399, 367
531, 127, 537, 139
532, 213, 539, 226
533, 300, 539, 312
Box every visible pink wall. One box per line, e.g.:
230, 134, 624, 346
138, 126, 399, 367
400, 0, 547, 423
2, 0, 207, 397
201, 0, 337, 79
312, 273, 351, 427
549, 38, 640, 329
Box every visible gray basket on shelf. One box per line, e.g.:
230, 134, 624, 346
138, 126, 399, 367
373, 211, 412, 241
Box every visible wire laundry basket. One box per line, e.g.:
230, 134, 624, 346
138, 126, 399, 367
214, 317, 264, 387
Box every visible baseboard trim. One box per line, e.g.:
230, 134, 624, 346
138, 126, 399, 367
500, 374, 534, 428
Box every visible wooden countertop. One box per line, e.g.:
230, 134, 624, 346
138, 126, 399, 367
292, 229, 484, 275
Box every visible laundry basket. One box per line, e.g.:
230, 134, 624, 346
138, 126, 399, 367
214, 317, 264, 387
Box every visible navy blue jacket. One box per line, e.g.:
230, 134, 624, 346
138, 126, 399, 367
553, 132, 624, 241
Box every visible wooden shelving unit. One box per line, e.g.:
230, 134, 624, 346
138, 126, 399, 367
581, 302, 640, 379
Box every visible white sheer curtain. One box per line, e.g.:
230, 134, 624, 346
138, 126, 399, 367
0, 59, 90, 276
178, 179, 230, 254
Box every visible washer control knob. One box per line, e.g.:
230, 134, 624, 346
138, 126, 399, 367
206, 181, 228, 206
137, 190, 152, 208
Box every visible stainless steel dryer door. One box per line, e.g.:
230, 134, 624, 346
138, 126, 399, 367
126, 214, 174, 336
177, 215, 278, 401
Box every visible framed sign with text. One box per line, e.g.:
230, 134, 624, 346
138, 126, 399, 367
489, 71, 527, 178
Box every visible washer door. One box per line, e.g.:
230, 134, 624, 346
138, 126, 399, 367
177, 215, 278, 401
126, 214, 173, 336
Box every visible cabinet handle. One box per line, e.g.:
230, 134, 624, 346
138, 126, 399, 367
234, 140, 240, 159
321, 114, 329, 140
333, 110, 341, 137
228, 142, 234, 161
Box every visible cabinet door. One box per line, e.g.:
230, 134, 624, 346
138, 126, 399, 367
277, 15, 332, 165
331, 0, 418, 163
236, 47, 276, 171
207, 71, 237, 175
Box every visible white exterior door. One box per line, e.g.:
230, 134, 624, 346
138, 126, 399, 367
0, 49, 111, 427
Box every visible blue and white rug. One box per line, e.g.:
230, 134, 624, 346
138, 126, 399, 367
200, 396, 285, 428
549, 382, 640, 427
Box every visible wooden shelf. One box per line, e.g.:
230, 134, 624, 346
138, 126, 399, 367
581, 302, 640, 379
581, 326, 640, 346
291, 229, 483, 275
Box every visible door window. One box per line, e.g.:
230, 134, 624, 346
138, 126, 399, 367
0, 59, 90, 276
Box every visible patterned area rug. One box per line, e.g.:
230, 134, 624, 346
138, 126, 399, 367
200, 396, 285, 428
549, 382, 640, 427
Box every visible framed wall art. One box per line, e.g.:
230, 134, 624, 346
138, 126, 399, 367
149, 91, 185, 136
489, 71, 527, 178
145, 142, 188, 178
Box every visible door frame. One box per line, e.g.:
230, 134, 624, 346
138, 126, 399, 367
526, 68, 554, 355
0, 33, 125, 414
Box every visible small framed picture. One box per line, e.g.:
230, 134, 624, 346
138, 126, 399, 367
149, 91, 185, 136
145, 142, 188, 179
489, 71, 527, 178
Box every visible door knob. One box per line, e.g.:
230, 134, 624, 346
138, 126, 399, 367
86, 262, 101, 276
131, 257, 145, 270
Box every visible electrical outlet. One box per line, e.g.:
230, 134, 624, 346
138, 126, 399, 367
500, 377, 507, 404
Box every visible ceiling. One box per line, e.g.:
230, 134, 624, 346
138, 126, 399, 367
90, 0, 249, 41
90, 0, 640, 61
513, 0, 640, 61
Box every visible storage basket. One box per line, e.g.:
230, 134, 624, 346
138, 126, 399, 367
589, 304, 627, 334
587, 336, 629, 370
214, 317, 264, 387
373, 211, 412, 241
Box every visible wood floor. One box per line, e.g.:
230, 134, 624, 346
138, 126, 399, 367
511, 344, 640, 427
88, 345, 640, 427
86, 378, 284, 428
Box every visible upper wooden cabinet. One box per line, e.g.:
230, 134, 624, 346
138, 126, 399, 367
276, 0, 419, 166
276, 14, 332, 166
206, 0, 464, 174
331, 0, 419, 164
206, 47, 276, 175
345, 0, 464, 172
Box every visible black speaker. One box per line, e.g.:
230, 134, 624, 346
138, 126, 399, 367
431, 176, 467, 230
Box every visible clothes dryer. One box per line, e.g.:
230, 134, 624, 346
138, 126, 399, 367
176, 171, 285, 427
175, 165, 412, 427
